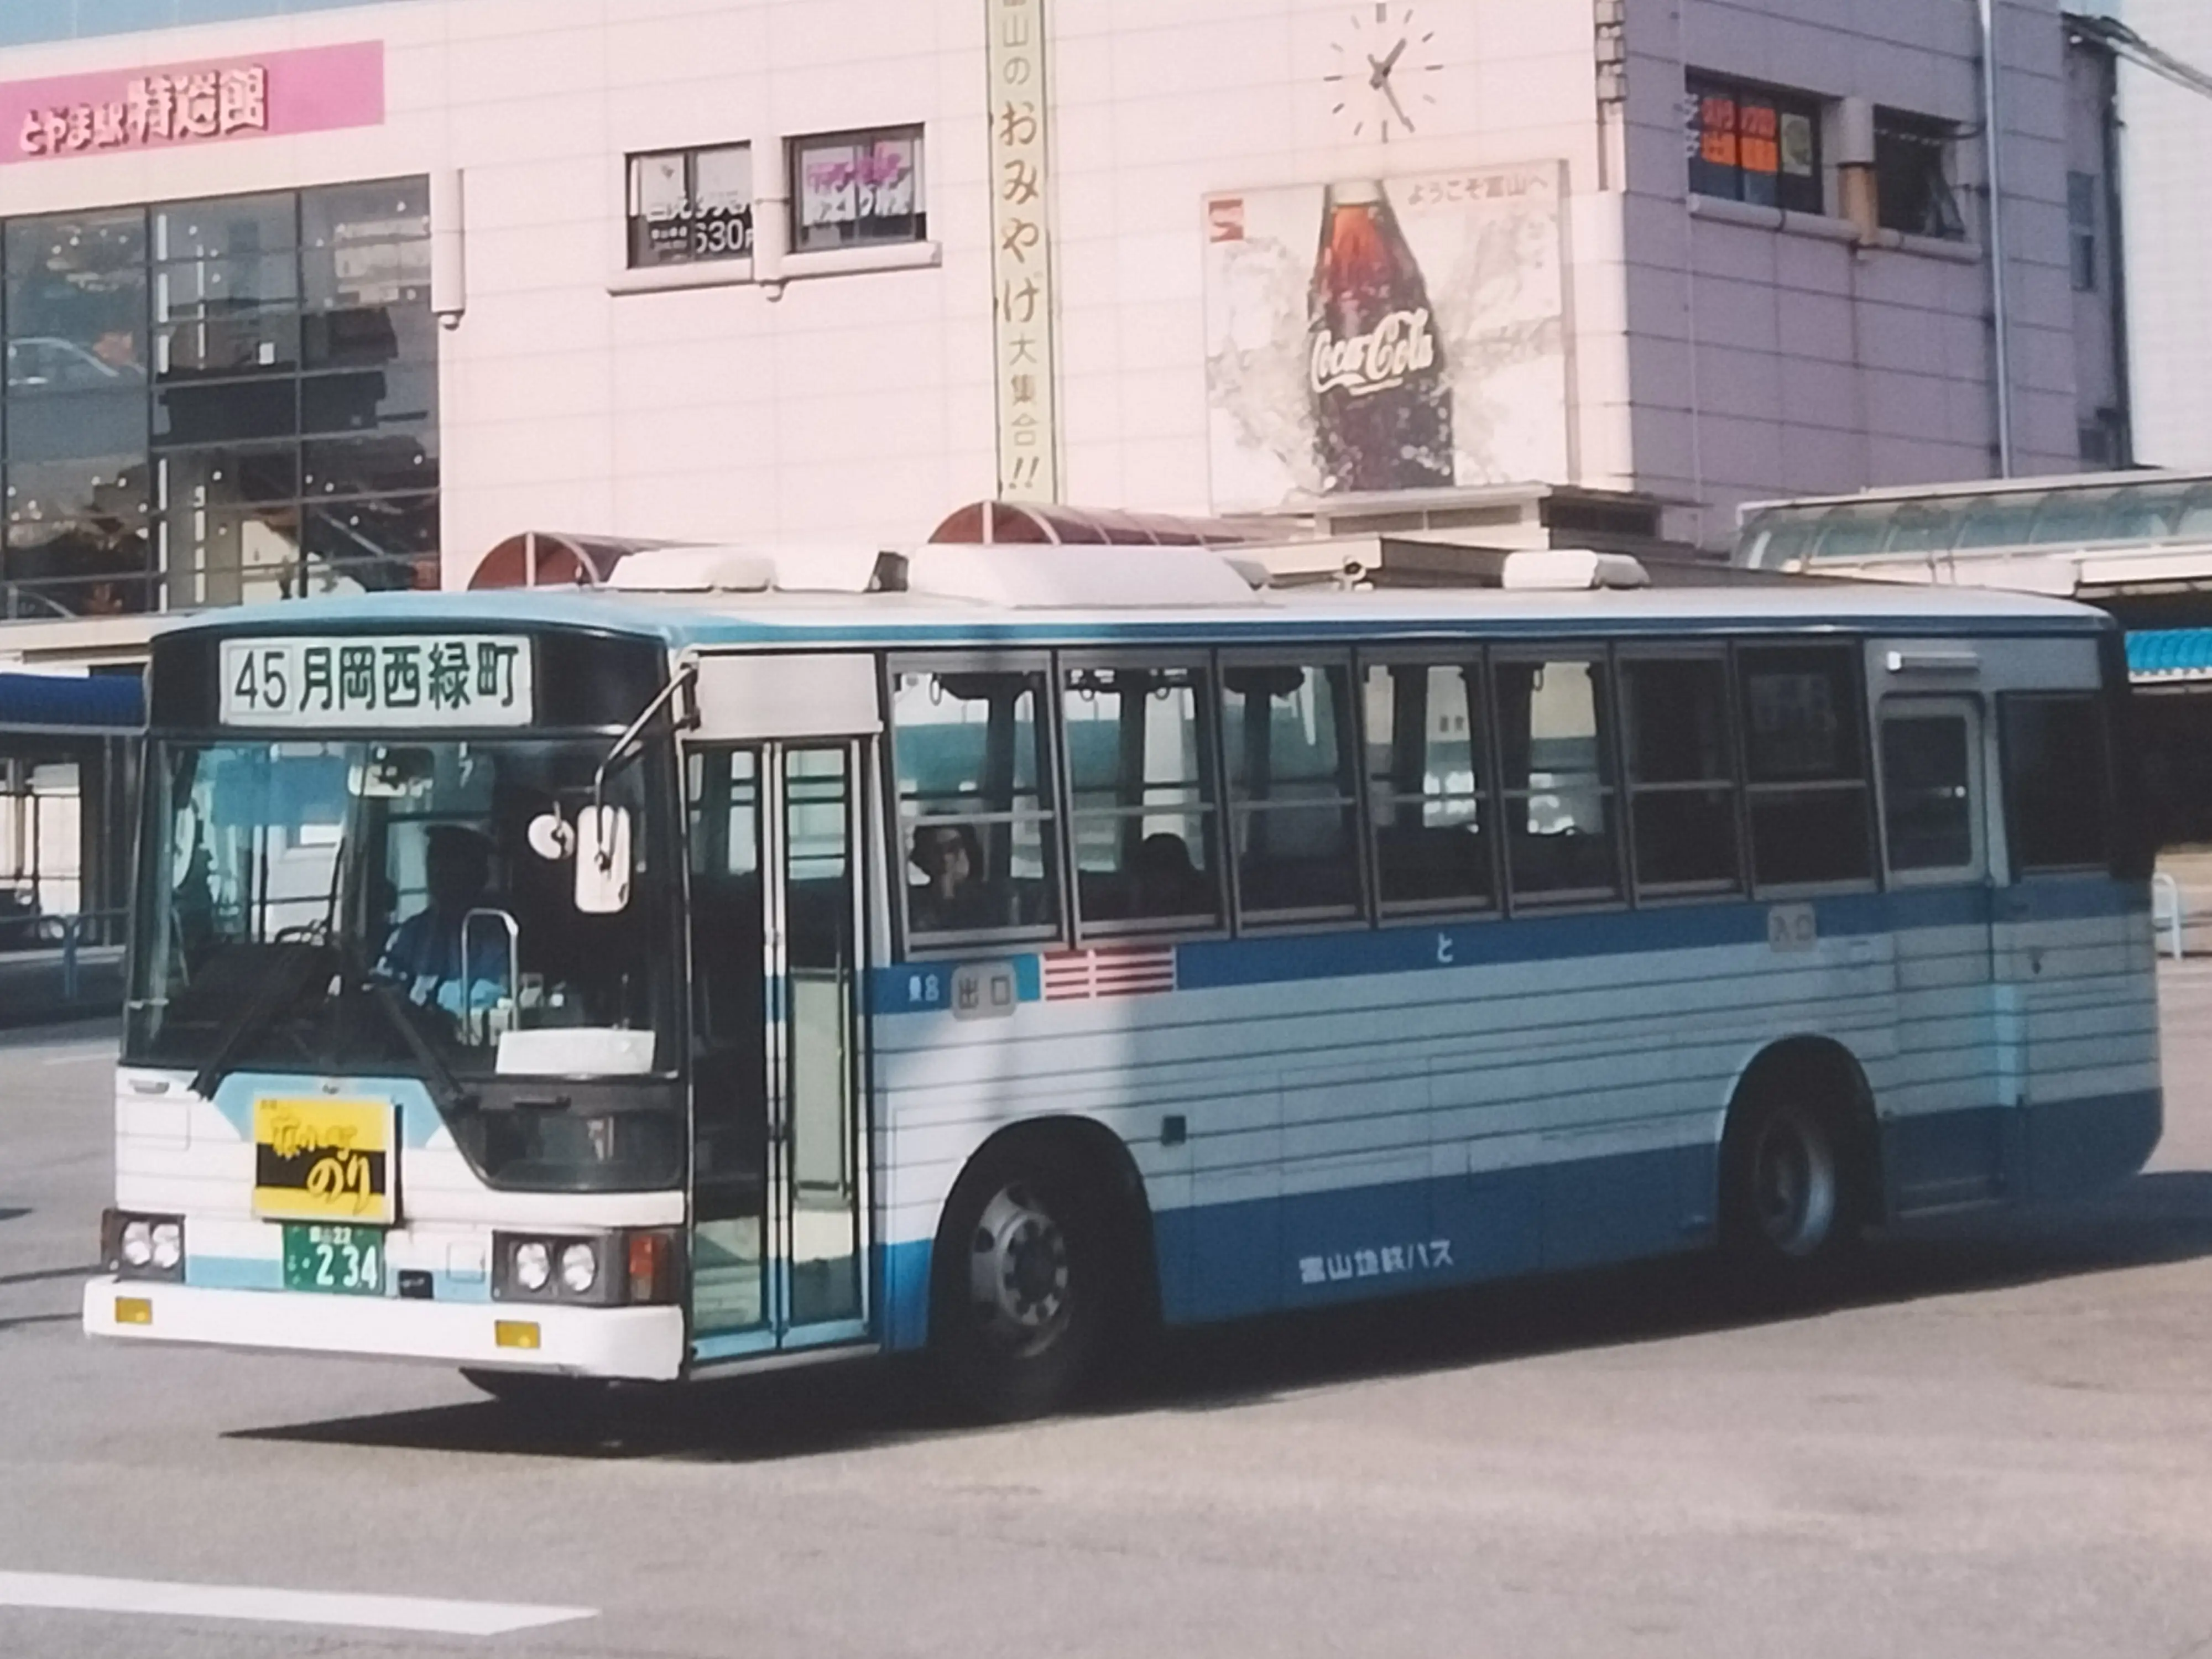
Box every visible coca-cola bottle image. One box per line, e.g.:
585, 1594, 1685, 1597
1307, 180, 1454, 493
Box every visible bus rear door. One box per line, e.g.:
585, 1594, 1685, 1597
1870, 643, 2005, 1209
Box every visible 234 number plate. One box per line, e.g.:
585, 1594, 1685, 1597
281, 1224, 385, 1296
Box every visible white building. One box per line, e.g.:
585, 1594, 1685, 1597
2104, 0, 2212, 472
0, 0, 2104, 634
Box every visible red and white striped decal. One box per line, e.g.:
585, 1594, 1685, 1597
1041, 945, 1177, 1000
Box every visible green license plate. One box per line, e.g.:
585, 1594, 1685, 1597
281, 1223, 385, 1296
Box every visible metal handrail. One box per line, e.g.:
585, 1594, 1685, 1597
2152, 873, 2186, 962
55, 908, 129, 1001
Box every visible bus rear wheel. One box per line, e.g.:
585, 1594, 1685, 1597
1720, 1089, 1866, 1296
930, 1143, 1113, 1421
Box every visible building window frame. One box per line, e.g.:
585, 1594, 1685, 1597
1687, 73, 1825, 216
625, 142, 755, 270
2067, 169, 2100, 293
1875, 109, 1967, 242
790, 124, 926, 254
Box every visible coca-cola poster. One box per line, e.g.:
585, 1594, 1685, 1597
1203, 161, 1569, 511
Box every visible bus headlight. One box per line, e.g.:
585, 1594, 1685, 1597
513, 1239, 552, 1293
493, 1230, 679, 1306
120, 1219, 153, 1268
557, 1241, 597, 1296
149, 1221, 184, 1272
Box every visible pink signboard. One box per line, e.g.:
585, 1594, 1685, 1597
2, 40, 383, 165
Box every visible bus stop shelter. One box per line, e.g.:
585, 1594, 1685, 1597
0, 669, 140, 1021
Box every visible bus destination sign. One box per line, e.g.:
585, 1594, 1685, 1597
219, 635, 535, 728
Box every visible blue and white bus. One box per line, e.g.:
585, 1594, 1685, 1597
84, 541, 2163, 1416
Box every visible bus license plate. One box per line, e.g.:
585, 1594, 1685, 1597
281, 1224, 385, 1296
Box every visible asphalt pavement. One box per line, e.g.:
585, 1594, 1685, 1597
6, 975, 2212, 1658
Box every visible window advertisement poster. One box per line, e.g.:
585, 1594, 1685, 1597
1202, 161, 1570, 512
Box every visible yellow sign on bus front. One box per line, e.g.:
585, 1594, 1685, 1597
251, 1098, 395, 1224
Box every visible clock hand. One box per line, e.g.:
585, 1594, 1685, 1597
1383, 78, 1413, 131
1369, 36, 1408, 84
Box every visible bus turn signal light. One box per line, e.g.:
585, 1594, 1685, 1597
627, 1230, 678, 1305
114, 1297, 153, 1326
494, 1320, 540, 1350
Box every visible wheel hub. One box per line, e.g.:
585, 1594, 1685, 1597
969, 1182, 1072, 1355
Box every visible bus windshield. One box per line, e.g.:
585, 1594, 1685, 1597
126, 735, 677, 1088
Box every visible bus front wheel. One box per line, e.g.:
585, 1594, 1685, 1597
930, 1142, 1113, 1421
1719, 1089, 1867, 1295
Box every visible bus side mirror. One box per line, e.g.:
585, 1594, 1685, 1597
575, 805, 633, 915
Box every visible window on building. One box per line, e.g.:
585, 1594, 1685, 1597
1495, 654, 1619, 905
889, 662, 1059, 945
1062, 661, 1221, 931
1620, 654, 1742, 896
1219, 659, 1361, 921
0, 178, 439, 618
1361, 657, 1494, 913
1738, 646, 1875, 889
1875, 111, 1966, 241
627, 144, 755, 269
2002, 694, 2112, 873
791, 126, 925, 253
1687, 75, 1823, 215
2068, 171, 2099, 293
3, 209, 151, 616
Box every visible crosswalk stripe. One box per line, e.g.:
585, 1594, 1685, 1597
0, 1571, 597, 1637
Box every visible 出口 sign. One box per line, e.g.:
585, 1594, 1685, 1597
3, 40, 384, 165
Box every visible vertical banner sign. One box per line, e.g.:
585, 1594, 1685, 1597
988, 0, 1060, 502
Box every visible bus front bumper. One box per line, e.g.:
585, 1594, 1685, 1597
81, 1276, 686, 1381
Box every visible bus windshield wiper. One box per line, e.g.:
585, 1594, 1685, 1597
364, 980, 475, 1116
189, 941, 338, 1100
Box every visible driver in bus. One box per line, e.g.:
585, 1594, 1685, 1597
909, 821, 994, 932
377, 825, 510, 1016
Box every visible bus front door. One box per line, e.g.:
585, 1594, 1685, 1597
687, 740, 871, 1363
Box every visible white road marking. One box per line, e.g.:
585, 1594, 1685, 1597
0, 1571, 597, 1637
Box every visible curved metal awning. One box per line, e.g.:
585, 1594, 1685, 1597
467, 532, 684, 590
927, 501, 1257, 547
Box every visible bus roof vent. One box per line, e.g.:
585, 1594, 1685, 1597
904, 544, 1265, 608
1498, 549, 1650, 591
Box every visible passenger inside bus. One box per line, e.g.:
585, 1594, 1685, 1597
1129, 831, 1212, 918
909, 821, 995, 932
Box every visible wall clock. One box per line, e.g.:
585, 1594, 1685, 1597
1324, 2, 1443, 143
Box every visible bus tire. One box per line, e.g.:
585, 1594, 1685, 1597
929, 1138, 1115, 1421
1719, 1081, 1867, 1297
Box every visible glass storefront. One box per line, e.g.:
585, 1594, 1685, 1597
1, 176, 439, 617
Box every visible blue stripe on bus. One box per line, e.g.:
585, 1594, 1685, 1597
869, 875, 2140, 1013
870, 1086, 2160, 1349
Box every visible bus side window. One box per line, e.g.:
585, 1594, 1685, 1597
1494, 653, 1620, 906
1219, 660, 1362, 922
2002, 693, 2112, 874
1062, 662, 1222, 931
1738, 645, 1875, 890
1620, 653, 1743, 898
1361, 657, 1495, 914
888, 662, 1060, 947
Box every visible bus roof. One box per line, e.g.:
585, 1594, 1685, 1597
163, 553, 2112, 653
